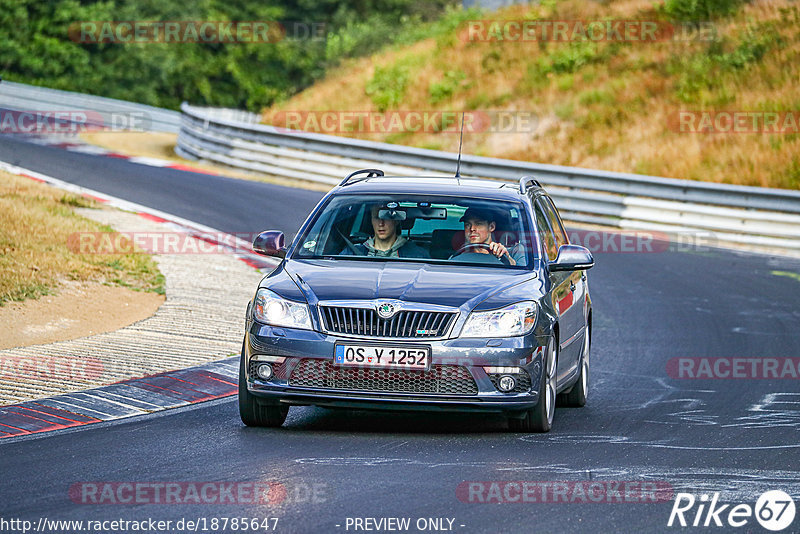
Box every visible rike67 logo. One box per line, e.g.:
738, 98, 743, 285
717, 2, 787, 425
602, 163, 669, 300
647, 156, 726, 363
668, 490, 796, 531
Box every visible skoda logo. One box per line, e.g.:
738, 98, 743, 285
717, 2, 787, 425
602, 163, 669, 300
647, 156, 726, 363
376, 301, 400, 319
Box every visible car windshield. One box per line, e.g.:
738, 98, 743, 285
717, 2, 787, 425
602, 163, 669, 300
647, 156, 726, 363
292, 194, 536, 268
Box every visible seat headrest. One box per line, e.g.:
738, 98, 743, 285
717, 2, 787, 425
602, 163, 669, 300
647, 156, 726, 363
430, 229, 465, 259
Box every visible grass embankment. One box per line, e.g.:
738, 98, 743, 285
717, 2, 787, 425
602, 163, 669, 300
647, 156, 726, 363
263, 0, 800, 189
0, 171, 164, 305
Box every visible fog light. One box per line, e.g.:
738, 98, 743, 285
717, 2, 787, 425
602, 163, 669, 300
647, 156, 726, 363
498, 375, 517, 392
256, 363, 274, 380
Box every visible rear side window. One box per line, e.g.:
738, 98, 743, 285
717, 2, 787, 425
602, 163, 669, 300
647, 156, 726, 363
539, 197, 568, 249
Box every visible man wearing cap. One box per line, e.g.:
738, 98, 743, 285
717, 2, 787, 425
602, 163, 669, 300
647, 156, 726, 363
340, 204, 429, 258
454, 207, 525, 266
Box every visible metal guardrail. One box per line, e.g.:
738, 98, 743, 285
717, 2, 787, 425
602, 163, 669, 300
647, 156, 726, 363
2, 79, 797, 253
0, 81, 181, 133
178, 103, 800, 254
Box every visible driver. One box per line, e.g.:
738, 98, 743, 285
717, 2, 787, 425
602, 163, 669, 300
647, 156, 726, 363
453, 207, 525, 266
340, 204, 429, 258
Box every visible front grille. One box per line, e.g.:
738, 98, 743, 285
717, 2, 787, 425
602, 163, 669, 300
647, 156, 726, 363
289, 359, 478, 395
320, 306, 456, 338
488, 371, 532, 393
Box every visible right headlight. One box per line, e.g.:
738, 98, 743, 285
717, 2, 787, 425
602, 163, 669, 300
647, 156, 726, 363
460, 301, 537, 338
253, 288, 312, 330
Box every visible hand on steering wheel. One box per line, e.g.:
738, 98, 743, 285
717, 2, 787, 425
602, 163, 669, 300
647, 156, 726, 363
452, 242, 511, 265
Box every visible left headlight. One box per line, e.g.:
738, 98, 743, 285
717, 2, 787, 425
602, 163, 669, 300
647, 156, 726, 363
253, 288, 312, 330
460, 301, 537, 338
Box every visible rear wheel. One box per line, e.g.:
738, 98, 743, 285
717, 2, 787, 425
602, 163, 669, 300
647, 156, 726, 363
509, 337, 557, 432
239, 341, 288, 427
559, 325, 590, 408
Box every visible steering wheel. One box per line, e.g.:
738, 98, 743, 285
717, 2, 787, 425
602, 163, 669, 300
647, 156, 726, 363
452, 243, 511, 266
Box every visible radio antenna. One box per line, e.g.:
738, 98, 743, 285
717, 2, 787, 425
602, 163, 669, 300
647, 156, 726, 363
455, 111, 465, 178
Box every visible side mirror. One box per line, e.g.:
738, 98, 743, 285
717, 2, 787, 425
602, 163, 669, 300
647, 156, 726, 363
549, 244, 594, 272
253, 230, 286, 258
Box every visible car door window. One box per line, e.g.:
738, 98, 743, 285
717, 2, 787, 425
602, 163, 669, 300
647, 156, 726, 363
533, 201, 557, 261
540, 197, 568, 249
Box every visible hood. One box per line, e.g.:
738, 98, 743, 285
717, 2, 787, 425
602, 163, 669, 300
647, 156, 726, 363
271, 258, 538, 312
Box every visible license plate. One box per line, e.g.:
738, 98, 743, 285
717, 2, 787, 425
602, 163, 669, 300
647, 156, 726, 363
333, 343, 430, 371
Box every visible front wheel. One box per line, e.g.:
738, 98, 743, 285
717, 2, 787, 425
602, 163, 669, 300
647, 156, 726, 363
559, 325, 589, 408
239, 341, 288, 427
509, 338, 557, 432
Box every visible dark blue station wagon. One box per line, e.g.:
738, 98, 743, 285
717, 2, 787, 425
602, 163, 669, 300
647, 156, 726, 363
240, 170, 594, 432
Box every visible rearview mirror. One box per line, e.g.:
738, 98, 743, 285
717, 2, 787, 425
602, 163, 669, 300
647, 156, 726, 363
378, 209, 407, 221
406, 207, 447, 219
253, 230, 286, 258
549, 244, 594, 272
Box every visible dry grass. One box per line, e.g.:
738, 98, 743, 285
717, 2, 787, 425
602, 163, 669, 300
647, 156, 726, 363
81, 131, 179, 161
0, 171, 165, 305
263, 0, 800, 189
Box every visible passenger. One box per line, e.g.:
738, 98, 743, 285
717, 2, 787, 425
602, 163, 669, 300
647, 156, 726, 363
454, 207, 525, 266
340, 204, 429, 258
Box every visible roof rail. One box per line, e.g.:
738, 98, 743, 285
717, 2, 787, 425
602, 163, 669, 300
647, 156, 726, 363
340, 168, 384, 186
519, 175, 542, 194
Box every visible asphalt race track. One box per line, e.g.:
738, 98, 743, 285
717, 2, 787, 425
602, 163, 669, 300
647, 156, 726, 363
2, 134, 800, 533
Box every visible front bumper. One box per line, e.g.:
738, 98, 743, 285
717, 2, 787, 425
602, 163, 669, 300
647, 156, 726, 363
243, 322, 550, 414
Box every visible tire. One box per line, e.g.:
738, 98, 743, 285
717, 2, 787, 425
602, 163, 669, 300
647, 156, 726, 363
509, 337, 557, 433
238, 341, 288, 427
559, 324, 590, 408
